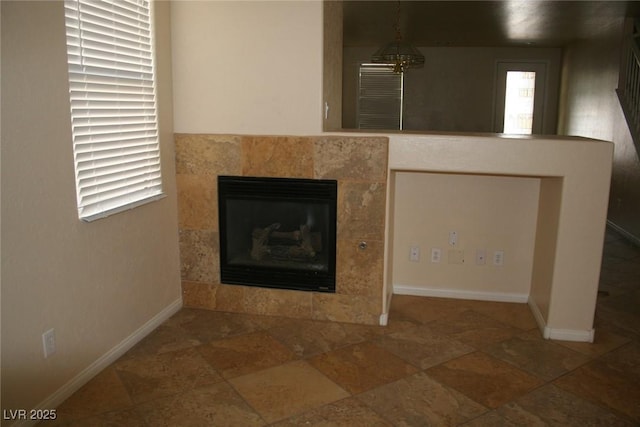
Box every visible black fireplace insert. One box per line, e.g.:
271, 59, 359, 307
218, 176, 337, 292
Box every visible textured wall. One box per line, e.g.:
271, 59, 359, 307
176, 134, 388, 325
1, 1, 181, 415
559, 18, 640, 241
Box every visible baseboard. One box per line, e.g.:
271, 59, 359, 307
379, 291, 393, 326
393, 284, 529, 303
607, 220, 640, 247
527, 297, 547, 335
528, 297, 594, 343
14, 297, 183, 427
379, 312, 389, 326
545, 327, 595, 342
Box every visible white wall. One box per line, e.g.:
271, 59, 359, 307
171, 0, 324, 135
1, 0, 181, 416
392, 172, 539, 301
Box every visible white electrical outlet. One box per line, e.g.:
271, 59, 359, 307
410, 246, 420, 262
431, 247, 442, 263
42, 328, 56, 358
449, 231, 458, 246
476, 249, 486, 265
493, 250, 505, 266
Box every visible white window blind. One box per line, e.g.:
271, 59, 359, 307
64, 0, 164, 222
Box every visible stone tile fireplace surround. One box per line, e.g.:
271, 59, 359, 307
176, 134, 388, 325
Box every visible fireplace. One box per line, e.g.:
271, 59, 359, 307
218, 176, 337, 292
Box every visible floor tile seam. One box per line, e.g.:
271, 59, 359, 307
214, 377, 271, 425
349, 393, 402, 427
294, 358, 357, 398
595, 341, 640, 369
493, 331, 599, 366
128, 381, 264, 427
571, 338, 635, 361
423, 350, 551, 409
261, 326, 372, 360
401, 368, 495, 416
112, 350, 234, 407
221, 359, 355, 425
110, 365, 147, 411
463, 308, 532, 334
550, 377, 638, 424
475, 347, 579, 384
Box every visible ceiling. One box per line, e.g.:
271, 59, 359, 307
343, 1, 640, 48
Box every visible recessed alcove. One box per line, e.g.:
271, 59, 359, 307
391, 171, 541, 301
384, 133, 611, 342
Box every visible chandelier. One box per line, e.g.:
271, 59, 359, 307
371, 1, 425, 73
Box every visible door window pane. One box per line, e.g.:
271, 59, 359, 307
503, 71, 536, 134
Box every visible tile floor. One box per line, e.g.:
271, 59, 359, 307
48, 229, 640, 426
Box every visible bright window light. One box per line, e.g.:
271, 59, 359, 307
503, 71, 536, 134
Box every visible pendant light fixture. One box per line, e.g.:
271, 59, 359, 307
371, 0, 425, 73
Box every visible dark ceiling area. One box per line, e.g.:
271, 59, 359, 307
343, 1, 640, 48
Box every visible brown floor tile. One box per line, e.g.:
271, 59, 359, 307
308, 341, 418, 394
374, 323, 475, 369
426, 352, 544, 409
266, 318, 366, 358
484, 329, 591, 381
174, 309, 263, 343
196, 330, 297, 378
556, 328, 630, 357
422, 310, 521, 349
228, 360, 349, 423
464, 300, 538, 331
554, 342, 640, 422
491, 384, 636, 426
272, 397, 392, 426
120, 323, 201, 360
389, 295, 471, 324
135, 382, 265, 426
114, 347, 222, 404
52, 367, 133, 423
357, 372, 487, 426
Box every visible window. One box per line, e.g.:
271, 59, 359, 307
494, 62, 547, 135
357, 64, 403, 130
64, 0, 164, 221
503, 71, 536, 134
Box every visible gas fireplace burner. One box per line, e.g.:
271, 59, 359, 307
218, 176, 337, 292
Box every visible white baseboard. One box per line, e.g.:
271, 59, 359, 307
393, 284, 529, 303
544, 327, 595, 342
528, 298, 594, 343
379, 291, 393, 326
14, 297, 182, 427
379, 312, 389, 326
